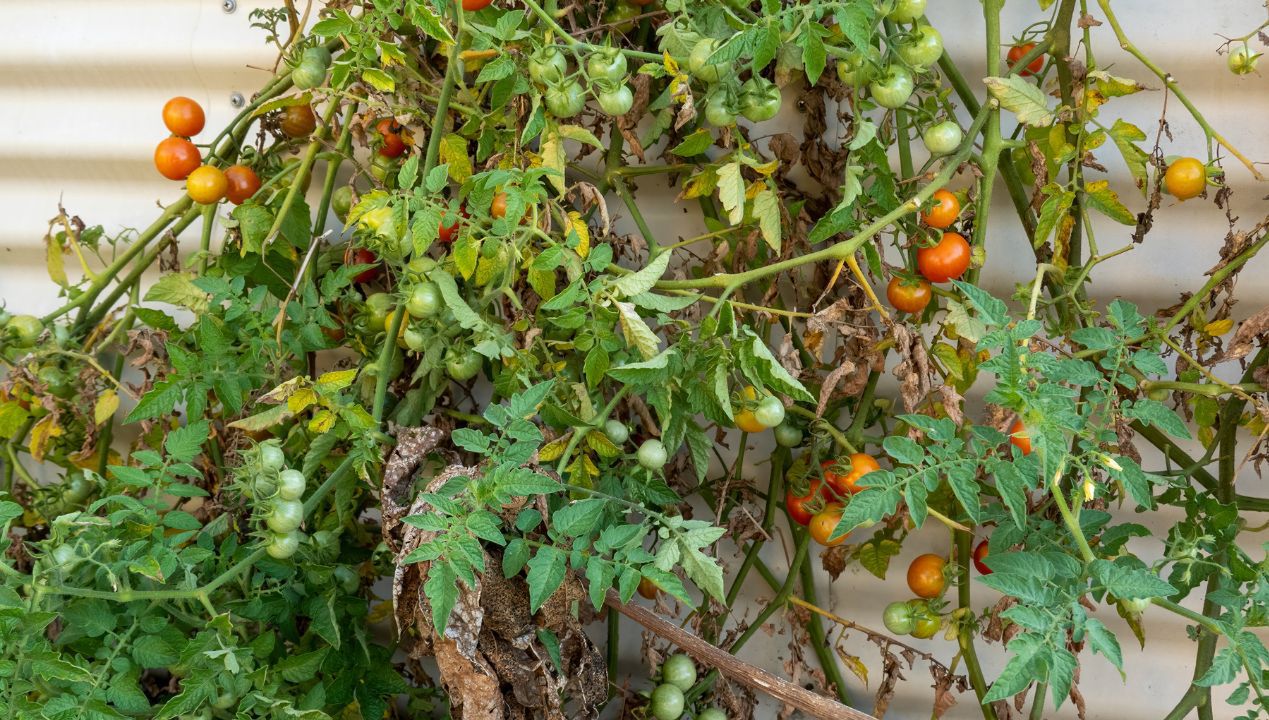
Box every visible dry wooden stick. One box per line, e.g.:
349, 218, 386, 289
604, 590, 878, 720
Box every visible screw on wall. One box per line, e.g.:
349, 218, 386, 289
222, 0, 237, 13
230, 92, 245, 109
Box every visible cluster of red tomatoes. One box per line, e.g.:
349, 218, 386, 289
152, 96, 261, 206
784, 452, 880, 546
886, 188, 970, 315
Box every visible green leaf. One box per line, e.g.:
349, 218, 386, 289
125, 380, 183, 423
551, 499, 607, 537
1124, 398, 1191, 439
952, 281, 1009, 327
1083, 180, 1136, 224
1084, 618, 1124, 677
361, 68, 396, 93
1034, 186, 1075, 249
676, 538, 724, 601
425, 561, 458, 632
983, 76, 1056, 127
611, 251, 671, 297
856, 537, 901, 579
526, 546, 567, 612
630, 292, 699, 313
801, 24, 826, 85
431, 269, 487, 330
608, 348, 675, 385
671, 129, 714, 157
406, 0, 454, 43
144, 273, 208, 312
1195, 647, 1240, 687
277, 648, 330, 682
1090, 559, 1177, 599
1108, 118, 1150, 194
740, 330, 814, 403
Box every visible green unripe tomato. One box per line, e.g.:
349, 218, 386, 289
649, 683, 686, 720
406, 282, 442, 318
837, 46, 882, 87
636, 439, 667, 470
604, 419, 630, 445
334, 565, 361, 595
882, 600, 915, 634
703, 92, 735, 127
738, 78, 781, 122
895, 25, 943, 69
596, 84, 634, 116
586, 47, 628, 83
869, 65, 915, 109
369, 154, 399, 186
6, 314, 43, 347
302, 45, 332, 67
276, 469, 307, 501
773, 421, 803, 448
529, 47, 569, 84
291, 58, 327, 90
406, 255, 438, 280
688, 38, 723, 83
446, 350, 483, 381
332, 186, 354, 221
922, 120, 963, 155
545, 81, 587, 118
211, 693, 238, 711
696, 709, 727, 720
50, 543, 79, 569
886, 0, 926, 23
266, 499, 304, 533
402, 326, 427, 352
363, 292, 394, 332
258, 444, 286, 472
61, 474, 92, 504
753, 396, 785, 428
660, 654, 697, 691
265, 531, 301, 560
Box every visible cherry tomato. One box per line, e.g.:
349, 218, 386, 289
332, 186, 354, 221
972, 539, 992, 575
637, 576, 659, 599
265, 531, 301, 560
154, 137, 201, 180
276, 469, 307, 501
587, 47, 628, 83
837, 46, 882, 87
754, 396, 785, 428
785, 477, 824, 526
446, 350, 483, 381
649, 683, 685, 720
910, 611, 940, 639
376, 118, 407, 158
490, 192, 508, 219
907, 553, 947, 598
406, 282, 442, 318
688, 39, 723, 83
604, 419, 630, 445
921, 189, 961, 229
809, 505, 846, 546
887, 276, 932, 314
886, 0, 926, 23
882, 600, 915, 634
774, 421, 803, 448
869, 66, 915, 109
916, 232, 971, 283
529, 47, 568, 84
596, 85, 634, 116
266, 499, 304, 533
186, 166, 228, 205
1007, 43, 1044, 76
280, 105, 317, 138
5, 315, 44, 347
363, 292, 394, 332
604, 3, 642, 31
1009, 420, 1031, 455
696, 709, 727, 720
162, 96, 205, 137
370, 154, 399, 186
462, 0, 494, 10
292, 58, 327, 90
739, 78, 781, 122
1164, 157, 1206, 200
259, 444, 286, 472
922, 121, 963, 156
660, 654, 697, 691
1228, 45, 1259, 75
346, 247, 381, 284
822, 453, 880, 496
896, 25, 943, 69
704, 92, 736, 127
223, 165, 261, 205
637, 439, 668, 470
302, 45, 332, 67
733, 386, 767, 433
545, 81, 587, 118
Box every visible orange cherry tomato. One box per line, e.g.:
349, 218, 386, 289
822, 453, 880, 497
491, 192, 508, 219
733, 386, 766, 433
972, 539, 992, 575
1009, 420, 1031, 455
921, 189, 961, 229
1007, 43, 1043, 76
186, 166, 228, 205
162, 96, 206, 137
916, 232, 971, 283
907, 553, 947, 598
638, 576, 659, 600
154, 137, 202, 180
808, 505, 846, 546
462, 0, 494, 9
280, 105, 317, 138
785, 477, 825, 526
1164, 157, 1206, 201
223, 165, 262, 205
376, 118, 407, 158
886, 277, 932, 314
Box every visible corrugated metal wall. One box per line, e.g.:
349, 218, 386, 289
1, 2, 1266, 718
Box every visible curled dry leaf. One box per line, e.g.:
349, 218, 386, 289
891, 324, 934, 414
1216, 305, 1269, 362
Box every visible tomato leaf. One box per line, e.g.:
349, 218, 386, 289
984, 75, 1055, 127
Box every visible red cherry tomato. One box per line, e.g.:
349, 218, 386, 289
462, 0, 494, 9
1007, 43, 1044, 76
921, 189, 961, 229
376, 118, 407, 158
887, 277, 932, 314
345, 247, 381, 284
154, 137, 202, 180
907, 554, 947, 598
162, 96, 205, 137
224, 165, 261, 205
1009, 420, 1031, 455
972, 539, 992, 575
785, 477, 825, 526
821, 453, 880, 497
916, 232, 971, 283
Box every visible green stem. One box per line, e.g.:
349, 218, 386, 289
798, 541, 851, 705
1027, 682, 1048, 720
955, 528, 998, 720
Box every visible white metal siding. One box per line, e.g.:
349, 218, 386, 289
1, 2, 1267, 718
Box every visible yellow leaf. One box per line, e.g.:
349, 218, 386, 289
538, 434, 571, 463
540, 125, 566, 194
317, 369, 358, 390
438, 135, 472, 185
680, 168, 719, 200
288, 387, 319, 414
566, 211, 590, 258
29, 414, 64, 462
260, 376, 310, 404
308, 408, 337, 434
1203, 318, 1234, 336
94, 390, 119, 426
46, 236, 67, 286
837, 650, 869, 687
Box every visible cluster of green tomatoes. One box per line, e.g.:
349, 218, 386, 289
528, 44, 636, 118
643, 653, 728, 720
240, 441, 309, 560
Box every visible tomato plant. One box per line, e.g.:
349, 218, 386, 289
6, 3, 1269, 720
